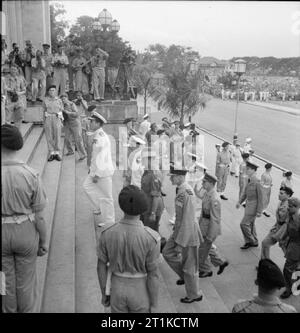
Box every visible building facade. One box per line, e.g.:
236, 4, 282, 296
2, 0, 51, 51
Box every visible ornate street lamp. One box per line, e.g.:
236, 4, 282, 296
233, 59, 246, 140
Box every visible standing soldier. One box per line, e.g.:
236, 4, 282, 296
91, 47, 109, 102
236, 161, 263, 249
197, 173, 229, 277
232, 259, 296, 313
239, 153, 250, 202
140, 148, 164, 232
261, 186, 294, 260
42, 43, 53, 91
65, 34, 77, 93
31, 50, 46, 104
52, 44, 69, 96
60, 93, 86, 161
5, 64, 26, 129
2, 125, 48, 313
280, 197, 300, 299
163, 165, 203, 304
83, 111, 115, 226
72, 91, 89, 143
42, 85, 64, 161
72, 48, 89, 96
97, 185, 160, 313
24, 40, 35, 101
216, 142, 231, 200
261, 163, 273, 217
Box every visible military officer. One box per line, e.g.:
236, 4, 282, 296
162, 165, 203, 303
2, 125, 48, 312
140, 148, 164, 232
42, 43, 53, 91
236, 161, 263, 249
216, 142, 231, 200
42, 85, 64, 161
91, 47, 109, 102
52, 44, 69, 96
232, 259, 296, 313
197, 173, 229, 277
83, 111, 115, 226
280, 197, 300, 299
97, 185, 161, 313
261, 186, 294, 260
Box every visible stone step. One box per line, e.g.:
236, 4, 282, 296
42, 151, 76, 313
74, 159, 104, 313
35, 139, 65, 313
16, 125, 44, 164
19, 122, 34, 141
28, 133, 48, 178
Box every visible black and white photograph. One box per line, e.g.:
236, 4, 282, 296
1, 0, 300, 317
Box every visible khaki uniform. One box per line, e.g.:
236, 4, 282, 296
52, 53, 69, 95
97, 219, 161, 313
4, 74, 26, 128
31, 57, 46, 102
216, 150, 231, 193
91, 55, 107, 100
43, 52, 54, 91
198, 188, 226, 272
282, 210, 300, 293
72, 56, 89, 95
83, 127, 115, 224
261, 199, 289, 259
63, 100, 86, 159
232, 296, 297, 313
141, 170, 164, 232
239, 174, 264, 245
2, 161, 47, 313
239, 161, 248, 200
163, 183, 203, 299
42, 96, 64, 156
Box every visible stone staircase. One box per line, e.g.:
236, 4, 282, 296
16, 123, 300, 313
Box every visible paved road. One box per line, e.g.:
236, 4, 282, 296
152, 98, 300, 175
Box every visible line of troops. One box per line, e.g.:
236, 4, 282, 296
1, 37, 109, 127
1, 106, 299, 312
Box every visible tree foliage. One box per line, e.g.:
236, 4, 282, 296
50, 2, 69, 51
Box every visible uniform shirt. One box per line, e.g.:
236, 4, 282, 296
173, 182, 203, 248
216, 150, 231, 167
139, 120, 151, 138
72, 99, 88, 118
42, 96, 64, 115
284, 210, 300, 261
52, 53, 69, 68
62, 100, 79, 125
97, 219, 160, 274
31, 57, 46, 76
2, 161, 47, 215
42, 52, 53, 76
232, 295, 297, 313
90, 128, 115, 178
199, 188, 221, 241
261, 171, 272, 189
239, 174, 264, 216
5, 74, 26, 103
72, 56, 87, 71
91, 54, 107, 69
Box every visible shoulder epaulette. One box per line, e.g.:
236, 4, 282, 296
144, 226, 161, 243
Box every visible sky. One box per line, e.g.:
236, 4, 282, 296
56, 1, 300, 59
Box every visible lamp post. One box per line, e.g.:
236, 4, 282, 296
92, 9, 120, 51
233, 59, 246, 140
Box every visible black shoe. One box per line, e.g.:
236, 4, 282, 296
48, 155, 55, 162
240, 243, 251, 250
230, 172, 234, 176
250, 243, 258, 247
217, 261, 229, 275
37, 98, 43, 102
242, 203, 246, 208
65, 151, 74, 156
220, 195, 228, 200
263, 212, 270, 217
176, 279, 185, 285
199, 271, 213, 278
161, 191, 166, 197
180, 296, 203, 303
79, 155, 86, 161
55, 155, 62, 161
280, 289, 292, 299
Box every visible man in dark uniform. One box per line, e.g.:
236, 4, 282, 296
2, 125, 48, 312
232, 259, 296, 313
280, 197, 300, 299
236, 161, 263, 249
97, 185, 161, 313
140, 148, 164, 232
163, 165, 203, 303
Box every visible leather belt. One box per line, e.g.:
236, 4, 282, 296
202, 213, 211, 219
113, 272, 147, 279
2, 213, 35, 224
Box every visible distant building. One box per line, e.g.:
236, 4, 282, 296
2, 0, 51, 51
